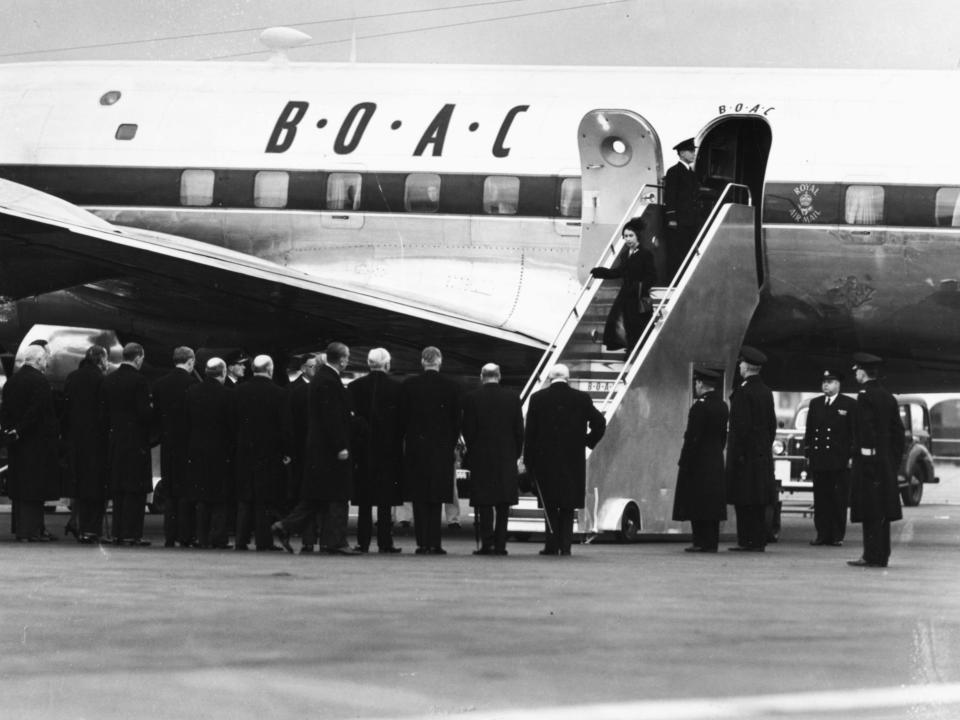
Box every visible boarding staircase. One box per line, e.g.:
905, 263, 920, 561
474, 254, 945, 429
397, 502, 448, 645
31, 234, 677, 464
509, 182, 762, 540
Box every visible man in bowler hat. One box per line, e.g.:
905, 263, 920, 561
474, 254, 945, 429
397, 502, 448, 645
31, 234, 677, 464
848, 353, 904, 568
804, 369, 856, 546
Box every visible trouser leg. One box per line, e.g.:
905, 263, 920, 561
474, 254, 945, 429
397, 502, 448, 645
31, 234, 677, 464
691, 519, 718, 550
162, 493, 178, 545
812, 473, 833, 541
425, 502, 443, 549
375, 505, 394, 549
543, 505, 560, 553
493, 503, 509, 553
412, 502, 427, 549
254, 501, 274, 550
177, 497, 196, 544
209, 503, 229, 547
76, 497, 103, 536
15, 500, 44, 539
235, 502, 253, 548
836, 471, 851, 542
477, 505, 494, 550
356, 504, 373, 549
320, 500, 349, 549
196, 502, 211, 547
558, 508, 575, 554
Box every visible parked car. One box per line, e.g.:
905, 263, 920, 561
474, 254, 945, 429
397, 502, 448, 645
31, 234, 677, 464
773, 395, 938, 521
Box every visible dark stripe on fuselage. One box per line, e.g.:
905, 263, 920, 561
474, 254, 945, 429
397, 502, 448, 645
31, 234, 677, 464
1, 165, 958, 229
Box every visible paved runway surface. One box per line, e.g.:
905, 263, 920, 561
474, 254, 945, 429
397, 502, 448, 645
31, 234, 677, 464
2, 468, 959, 720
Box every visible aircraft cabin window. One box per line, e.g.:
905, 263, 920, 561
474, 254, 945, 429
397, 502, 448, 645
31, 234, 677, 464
935, 187, 960, 227
844, 185, 884, 225
115, 124, 137, 141
327, 173, 362, 211
559, 178, 582, 218
180, 169, 215, 207
254, 171, 289, 209
483, 176, 519, 215
404, 173, 441, 213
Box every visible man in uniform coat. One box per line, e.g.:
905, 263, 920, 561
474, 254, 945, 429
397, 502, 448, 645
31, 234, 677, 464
663, 137, 701, 282
101, 342, 153, 546
725, 346, 777, 552
399, 346, 461, 555
152, 346, 200, 547
848, 353, 905, 568
523, 363, 606, 556
274, 343, 359, 554
462, 363, 523, 556
61, 344, 109, 542
804, 369, 856, 547
1, 344, 61, 541
348, 347, 403, 553
672, 368, 728, 553
235, 354, 290, 551
225, 350, 248, 387
185, 357, 236, 549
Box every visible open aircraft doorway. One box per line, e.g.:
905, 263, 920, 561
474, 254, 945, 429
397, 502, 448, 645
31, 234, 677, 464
576, 109, 662, 282
695, 116, 772, 286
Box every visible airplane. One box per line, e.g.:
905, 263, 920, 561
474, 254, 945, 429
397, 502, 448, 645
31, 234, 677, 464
2, 32, 960, 392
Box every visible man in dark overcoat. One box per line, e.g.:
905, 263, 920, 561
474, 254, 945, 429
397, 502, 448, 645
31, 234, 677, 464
348, 347, 403, 553
725, 346, 777, 552
235, 354, 290, 551
848, 353, 905, 568
672, 368, 728, 552
523, 363, 606, 556
61, 345, 109, 542
274, 343, 358, 554
100, 342, 153, 546
399, 346, 461, 555
804, 369, 856, 547
663, 137, 701, 280
152, 346, 199, 547
185, 357, 236, 549
462, 363, 523, 556
1, 344, 61, 541
285, 353, 318, 550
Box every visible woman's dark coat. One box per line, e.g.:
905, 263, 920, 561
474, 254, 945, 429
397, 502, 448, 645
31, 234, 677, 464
592, 245, 658, 351
348, 370, 403, 507
672, 390, 729, 521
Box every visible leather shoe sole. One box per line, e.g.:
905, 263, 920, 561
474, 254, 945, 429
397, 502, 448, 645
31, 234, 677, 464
728, 546, 764, 552
847, 558, 887, 567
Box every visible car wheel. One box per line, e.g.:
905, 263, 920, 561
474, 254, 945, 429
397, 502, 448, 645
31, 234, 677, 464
616, 503, 640, 543
901, 464, 924, 507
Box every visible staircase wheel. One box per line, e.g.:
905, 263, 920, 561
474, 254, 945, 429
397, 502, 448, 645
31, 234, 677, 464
616, 503, 640, 543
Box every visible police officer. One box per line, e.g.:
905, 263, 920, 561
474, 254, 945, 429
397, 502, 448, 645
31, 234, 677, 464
848, 353, 904, 568
725, 346, 777, 552
804, 369, 856, 547
672, 368, 728, 553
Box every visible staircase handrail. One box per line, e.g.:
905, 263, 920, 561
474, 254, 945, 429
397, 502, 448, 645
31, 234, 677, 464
596, 182, 754, 418
519, 183, 661, 406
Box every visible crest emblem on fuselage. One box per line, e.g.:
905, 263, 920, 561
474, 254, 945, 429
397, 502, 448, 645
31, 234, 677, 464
789, 183, 821, 223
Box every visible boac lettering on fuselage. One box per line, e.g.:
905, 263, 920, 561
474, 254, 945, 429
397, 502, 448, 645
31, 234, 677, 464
264, 101, 529, 158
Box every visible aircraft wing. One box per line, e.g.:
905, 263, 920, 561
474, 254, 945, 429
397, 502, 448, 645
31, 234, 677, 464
0, 180, 545, 379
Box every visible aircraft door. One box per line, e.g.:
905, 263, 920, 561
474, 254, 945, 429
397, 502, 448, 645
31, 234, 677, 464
694, 116, 772, 285
576, 110, 662, 283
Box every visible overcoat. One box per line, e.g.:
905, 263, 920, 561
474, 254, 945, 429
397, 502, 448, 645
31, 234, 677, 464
285, 375, 310, 501
803, 393, 856, 472
61, 361, 107, 500
523, 381, 605, 509
347, 370, 403, 507
185, 378, 236, 503
672, 389, 729, 521
234, 375, 290, 502
152, 368, 199, 499
100, 363, 153, 494
398, 370, 461, 503
461, 383, 523, 507
1, 364, 61, 501
724, 374, 777, 505
592, 245, 657, 351
301, 364, 354, 502
663, 161, 700, 228
850, 380, 905, 523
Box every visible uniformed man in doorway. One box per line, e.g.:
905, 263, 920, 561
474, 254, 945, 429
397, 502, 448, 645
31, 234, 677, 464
523, 364, 606, 556
663, 137, 700, 281
804, 369, 856, 547
848, 353, 904, 568
672, 368, 728, 553
725, 346, 777, 552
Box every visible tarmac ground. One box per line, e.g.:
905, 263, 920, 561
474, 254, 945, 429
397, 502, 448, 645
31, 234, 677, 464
2, 468, 960, 720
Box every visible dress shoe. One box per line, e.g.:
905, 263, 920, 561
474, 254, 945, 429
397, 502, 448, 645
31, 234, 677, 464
64, 522, 80, 541
353, 545, 369, 553
809, 539, 826, 546
414, 547, 430, 555
494, 549, 508, 556
378, 546, 402, 554
326, 545, 362, 555
559, 550, 572, 556
539, 548, 558, 556
429, 547, 447, 555
828, 541, 843, 547
447, 522, 461, 530
728, 545, 764, 552
39, 529, 58, 542
299, 545, 315, 555
684, 546, 717, 553
164, 540, 176, 548
78, 534, 99, 545
270, 522, 293, 554
473, 547, 493, 555
847, 558, 887, 568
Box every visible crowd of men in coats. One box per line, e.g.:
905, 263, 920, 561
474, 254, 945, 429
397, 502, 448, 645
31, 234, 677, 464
672, 346, 906, 568
0, 339, 608, 557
